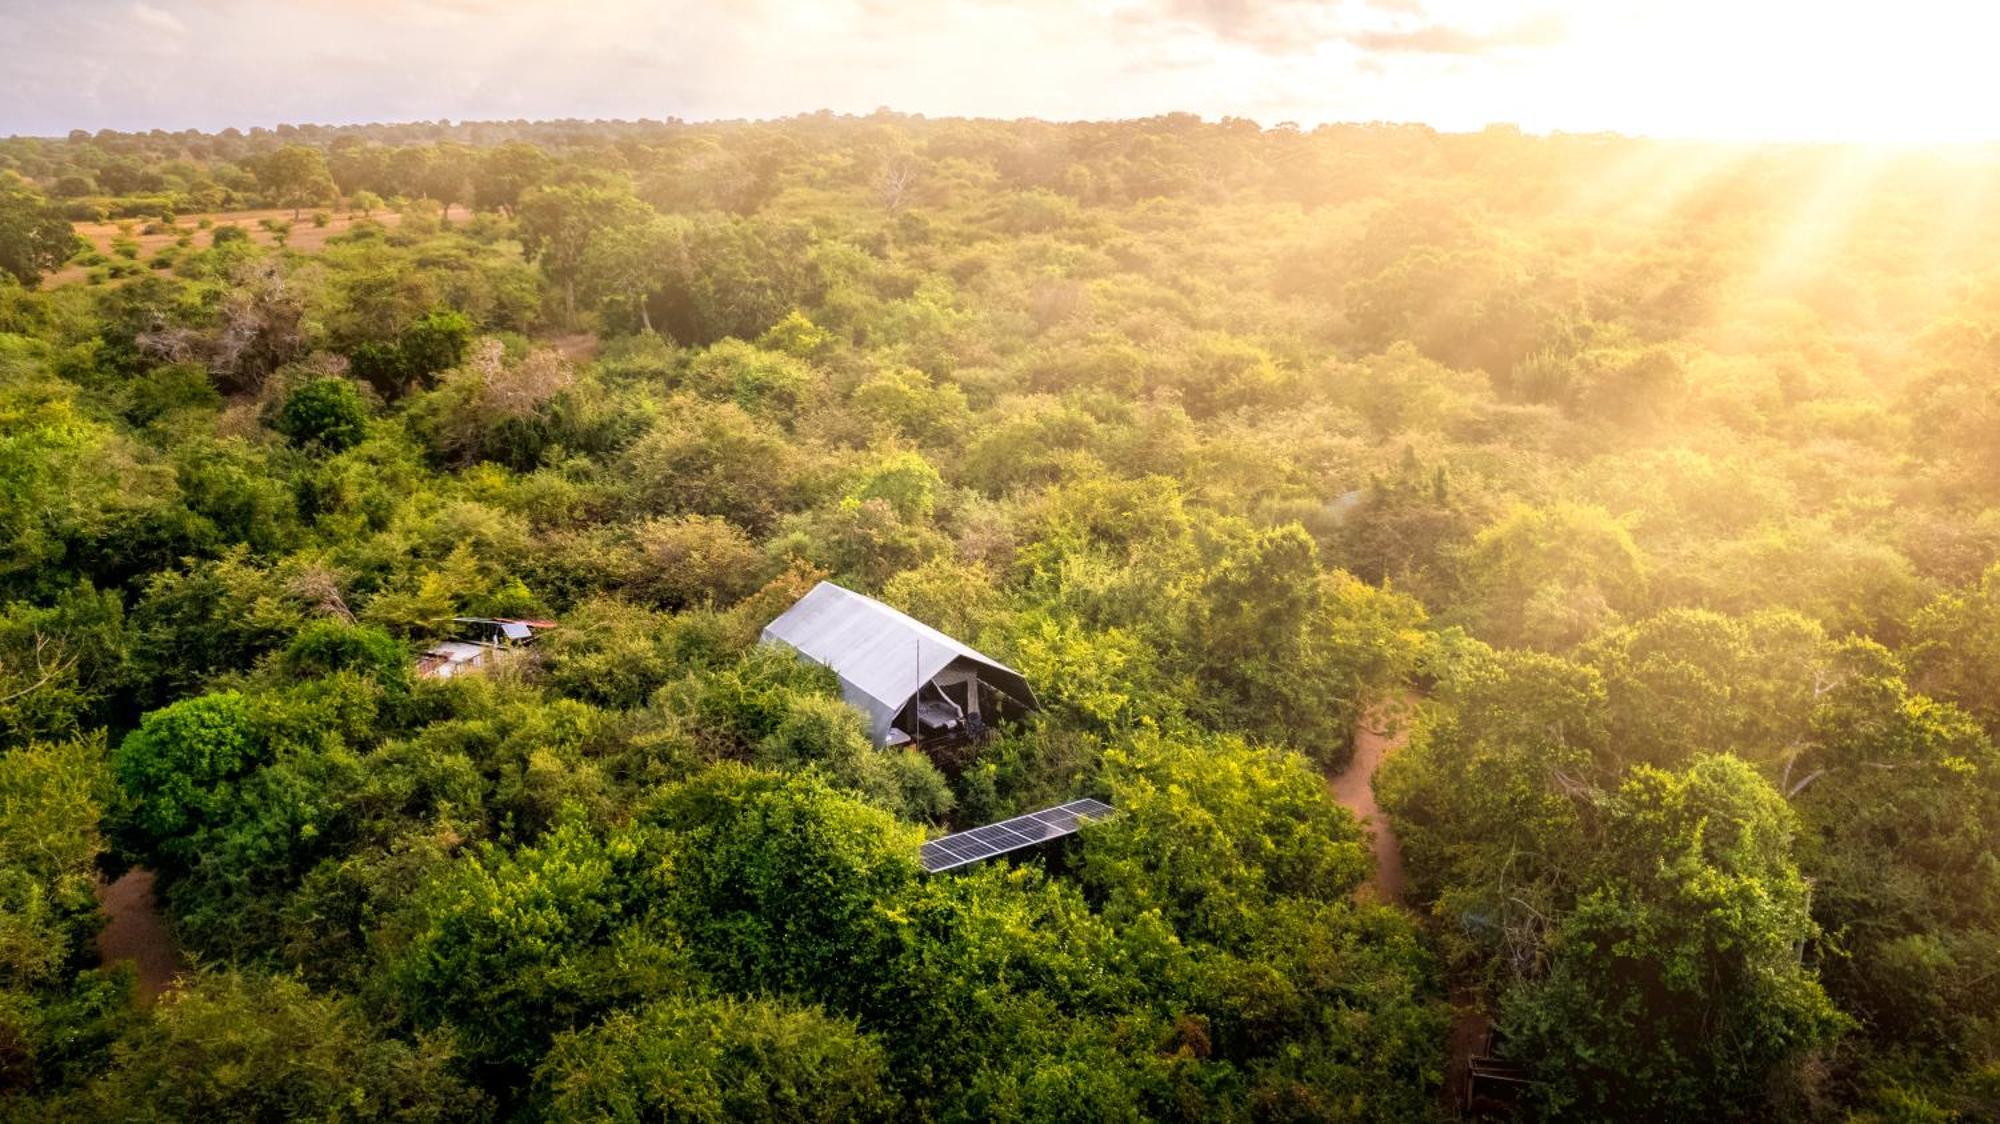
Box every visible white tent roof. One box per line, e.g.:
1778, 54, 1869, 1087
760, 581, 1033, 744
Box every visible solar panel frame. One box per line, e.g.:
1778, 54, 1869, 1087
919, 797, 1116, 874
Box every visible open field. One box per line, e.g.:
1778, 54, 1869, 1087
49, 203, 469, 286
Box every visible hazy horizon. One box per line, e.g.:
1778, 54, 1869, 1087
6, 0, 1996, 145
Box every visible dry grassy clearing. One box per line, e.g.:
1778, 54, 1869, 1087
49, 204, 470, 287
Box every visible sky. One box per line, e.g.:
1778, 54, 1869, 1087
2, 0, 1995, 143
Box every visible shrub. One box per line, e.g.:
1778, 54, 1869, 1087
274, 377, 370, 452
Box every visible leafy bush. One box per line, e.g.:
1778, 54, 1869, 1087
274, 377, 370, 452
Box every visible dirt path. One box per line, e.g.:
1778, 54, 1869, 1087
1332, 700, 1500, 1116
1444, 988, 1498, 1116
546, 332, 601, 365
1329, 700, 1411, 905
95, 869, 183, 1004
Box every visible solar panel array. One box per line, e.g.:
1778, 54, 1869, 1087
919, 797, 1116, 874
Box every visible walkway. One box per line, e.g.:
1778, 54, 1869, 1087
95, 869, 183, 1004
1328, 699, 1412, 905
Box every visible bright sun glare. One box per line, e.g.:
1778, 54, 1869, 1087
1495, 0, 2000, 145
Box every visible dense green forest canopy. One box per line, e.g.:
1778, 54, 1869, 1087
2, 113, 1999, 1120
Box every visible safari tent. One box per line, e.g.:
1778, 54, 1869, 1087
760, 581, 1036, 748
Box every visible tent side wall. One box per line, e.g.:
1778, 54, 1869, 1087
758, 581, 1038, 747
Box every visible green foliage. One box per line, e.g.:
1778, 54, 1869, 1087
630, 515, 765, 610
535, 994, 895, 1122
128, 550, 306, 705
0, 174, 81, 286
539, 598, 736, 711
650, 215, 826, 347
1460, 502, 1648, 650
112, 691, 264, 852
1503, 756, 1846, 1118
258, 146, 338, 218
71, 971, 478, 1121
9, 115, 2000, 1119
0, 736, 116, 1095
1083, 731, 1369, 944
0, 584, 128, 746
388, 814, 683, 1073
346, 309, 475, 398
622, 395, 804, 533
274, 376, 371, 451
1790, 654, 2000, 1068
516, 181, 650, 324
1195, 524, 1425, 766
279, 620, 409, 690
1906, 562, 2000, 736
1375, 645, 1603, 964
399, 309, 475, 386
681, 338, 820, 417
650, 767, 921, 1006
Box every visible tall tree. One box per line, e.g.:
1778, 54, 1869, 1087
579, 215, 681, 334
515, 182, 649, 327
1503, 756, 1845, 1119
0, 174, 80, 287
258, 145, 336, 220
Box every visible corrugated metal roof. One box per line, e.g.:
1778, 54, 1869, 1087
760, 581, 1032, 743
417, 641, 493, 679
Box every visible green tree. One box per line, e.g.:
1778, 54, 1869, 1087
652, 766, 921, 1007
1192, 523, 1425, 765
579, 214, 681, 334
475, 142, 553, 214
72, 971, 478, 1121
1906, 562, 2000, 737
0, 174, 81, 287
650, 215, 826, 347
1503, 756, 1845, 1119
274, 376, 371, 452
259, 145, 337, 220
0, 584, 128, 747
1789, 648, 2000, 1070
418, 143, 476, 223
388, 815, 684, 1073
622, 395, 803, 534
1460, 502, 1649, 650
112, 691, 265, 858
1082, 731, 1369, 945
516, 182, 649, 327
631, 515, 765, 610
1375, 645, 1604, 969
0, 735, 123, 1097
535, 994, 896, 1122
399, 309, 475, 388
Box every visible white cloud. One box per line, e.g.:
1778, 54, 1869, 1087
128, 1, 186, 36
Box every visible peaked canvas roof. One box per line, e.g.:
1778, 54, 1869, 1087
760, 581, 1034, 743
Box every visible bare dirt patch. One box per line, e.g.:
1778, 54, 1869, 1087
546, 332, 601, 366
95, 868, 183, 1004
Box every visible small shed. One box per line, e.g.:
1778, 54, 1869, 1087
415, 617, 556, 680
761, 581, 1035, 748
